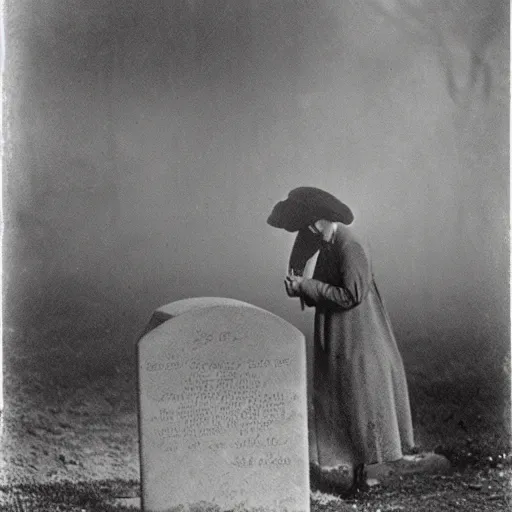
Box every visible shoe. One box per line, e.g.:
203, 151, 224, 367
342, 463, 369, 498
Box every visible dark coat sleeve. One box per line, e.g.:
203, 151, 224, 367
298, 241, 371, 310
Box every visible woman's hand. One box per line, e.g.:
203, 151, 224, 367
284, 274, 304, 297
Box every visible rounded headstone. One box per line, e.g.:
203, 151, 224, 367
138, 302, 310, 512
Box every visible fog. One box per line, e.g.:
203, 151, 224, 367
4, 0, 509, 391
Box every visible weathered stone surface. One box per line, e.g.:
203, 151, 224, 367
139, 297, 260, 339
366, 452, 451, 482
138, 302, 309, 512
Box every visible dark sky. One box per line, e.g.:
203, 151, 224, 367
4, 0, 509, 372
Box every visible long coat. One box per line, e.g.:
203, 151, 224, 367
298, 223, 414, 467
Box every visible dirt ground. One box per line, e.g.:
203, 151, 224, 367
0, 323, 510, 510
0, 353, 140, 485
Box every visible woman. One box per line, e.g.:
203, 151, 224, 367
267, 187, 415, 494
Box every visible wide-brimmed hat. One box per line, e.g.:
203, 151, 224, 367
267, 186, 353, 232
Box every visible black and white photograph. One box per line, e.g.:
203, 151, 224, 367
2, 1, 510, 511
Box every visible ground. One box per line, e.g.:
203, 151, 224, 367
0, 322, 510, 511
0, 466, 510, 511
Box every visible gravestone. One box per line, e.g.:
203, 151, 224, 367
138, 301, 309, 512
139, 297, 261, 338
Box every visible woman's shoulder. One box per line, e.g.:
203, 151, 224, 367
334, 223, 362, 244
334, 223, 371, 254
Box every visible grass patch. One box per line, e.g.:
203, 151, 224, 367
0, 468, 510, 512
404, 334, 511, 463
0, 479, 140, 511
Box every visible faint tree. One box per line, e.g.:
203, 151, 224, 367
366, 0, 506, 103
